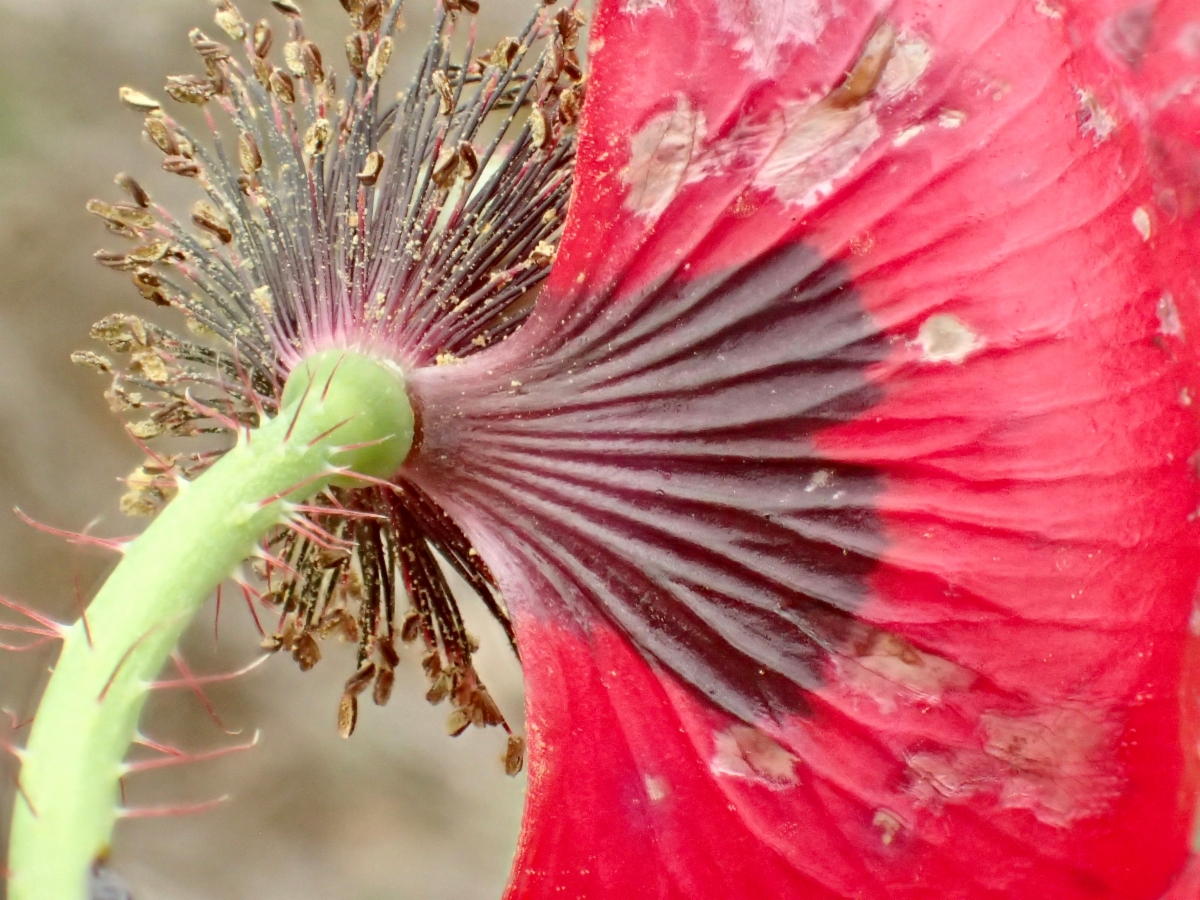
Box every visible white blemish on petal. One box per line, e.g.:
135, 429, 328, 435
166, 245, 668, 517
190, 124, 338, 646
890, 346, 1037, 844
872, 809, 904, 845
1158, 292, 1183, 337
711, 724, 798, 788
1177, 23, 1200, 58
753, 100, 882, 207
749, 25, 930, 206
938, 110, 966, 129
644, 775, 668, 802
835, 624, 975, 714
716, 0, 833, 75
621, 95, 707, 221
624, 0, 667, 13
1034, 0, 1063, 18
982, 708, 1122, 826
805, 469, 832, 492
917, 314, 982, 364
1132, 205, 1153, 241
907, 705, 1122, 827
893, 125, 924, 146
877, 33, 932, 99
1076, 88, 1117, 144
625, 20, 934, 217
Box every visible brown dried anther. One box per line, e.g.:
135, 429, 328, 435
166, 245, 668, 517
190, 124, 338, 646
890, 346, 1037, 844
366, 36, 392, 80
337, 693, 358, 738
115, 173, 150, 208
345, 34, 368, 78
443, 0, 480, 16
253, 20, 274, 59
163, 155, 201, 178
357, 150, 383, 186
269, 69, 296, 104
192, 202, 233, 244
144, 116, 179, 156
70, 350, 113, 373
357, 0, 383, 33
214, 2, 248, 41
119, 87, 161, 112
270, 0, 302, 18
86, 199, 155, 235
189, 29, 232, 63
238, 132, 263, 176
504, 735, 526, 776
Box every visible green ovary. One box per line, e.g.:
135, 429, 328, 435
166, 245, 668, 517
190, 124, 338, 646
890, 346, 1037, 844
7, 349, 414, 900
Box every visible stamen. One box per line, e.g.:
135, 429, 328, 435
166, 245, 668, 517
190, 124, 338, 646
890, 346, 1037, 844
76, 0, 582, 749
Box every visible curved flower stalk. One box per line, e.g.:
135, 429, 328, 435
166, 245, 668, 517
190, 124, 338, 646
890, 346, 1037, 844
6, 0, 1200, 899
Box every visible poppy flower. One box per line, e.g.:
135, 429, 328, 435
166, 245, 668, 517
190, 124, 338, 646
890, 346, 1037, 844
405, 0, 1200, 897
7, 0, 1200, 898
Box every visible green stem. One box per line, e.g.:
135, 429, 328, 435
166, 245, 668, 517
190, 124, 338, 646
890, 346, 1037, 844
7, 350, 414, 900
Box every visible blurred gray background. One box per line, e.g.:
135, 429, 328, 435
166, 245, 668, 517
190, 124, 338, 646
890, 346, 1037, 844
0, 1, 538, 897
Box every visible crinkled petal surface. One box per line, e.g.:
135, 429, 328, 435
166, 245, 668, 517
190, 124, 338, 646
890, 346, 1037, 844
405, 0, 1200, 897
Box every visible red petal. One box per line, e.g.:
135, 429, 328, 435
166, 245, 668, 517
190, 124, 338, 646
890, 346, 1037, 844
407, 1, 1200, 897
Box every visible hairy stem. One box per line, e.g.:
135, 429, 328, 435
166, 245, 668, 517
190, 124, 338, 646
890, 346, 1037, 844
7, 350, 414, 900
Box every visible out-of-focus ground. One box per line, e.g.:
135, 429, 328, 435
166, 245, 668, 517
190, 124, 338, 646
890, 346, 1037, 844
0, 1, 538, 897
